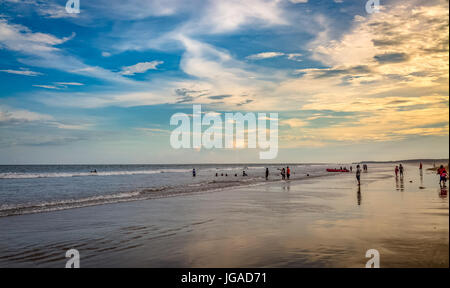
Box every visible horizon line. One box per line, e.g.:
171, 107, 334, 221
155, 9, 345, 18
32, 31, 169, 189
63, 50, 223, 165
0, 158, 448, 166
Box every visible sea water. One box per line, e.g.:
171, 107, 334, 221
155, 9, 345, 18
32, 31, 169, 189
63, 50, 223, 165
0, 164, 330, 217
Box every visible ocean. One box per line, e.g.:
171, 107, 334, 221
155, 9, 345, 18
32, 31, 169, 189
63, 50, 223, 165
0, 164, 332, 217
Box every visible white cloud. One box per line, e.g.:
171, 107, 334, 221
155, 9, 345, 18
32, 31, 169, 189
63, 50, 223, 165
32, 85, 60, 89
289, 0, 308, 3
183, 0, 288, 34
0, 19, 74, 53
0, 19, 136, 84
0, 105, 91, 131
287, 53, 303, 61
0, 106, 53, 124
0, 68, 42, 76
247, 52, 285, 60
32, 82, 84, 89
247, 52, 303, 61
55, 82, 84, 86
84, 0, 182, 20
120, 61, 163, 76
52, 123, 91, 130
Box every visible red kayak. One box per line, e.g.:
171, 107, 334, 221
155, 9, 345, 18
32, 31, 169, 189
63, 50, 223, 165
327, 169, 350, 173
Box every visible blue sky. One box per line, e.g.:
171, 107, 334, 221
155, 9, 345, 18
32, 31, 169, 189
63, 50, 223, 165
0, 0, 448, 164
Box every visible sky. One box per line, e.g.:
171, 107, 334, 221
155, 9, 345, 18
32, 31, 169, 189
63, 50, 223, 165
0, 0, 448, 164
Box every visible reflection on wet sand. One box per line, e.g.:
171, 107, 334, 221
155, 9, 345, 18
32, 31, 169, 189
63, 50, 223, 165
440, 187, 448, 199
357, 186, 362, 206
282, 181, 291, 192
396, 176, 405, 191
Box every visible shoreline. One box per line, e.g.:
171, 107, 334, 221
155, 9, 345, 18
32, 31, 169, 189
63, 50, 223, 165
0, 170, 333, 218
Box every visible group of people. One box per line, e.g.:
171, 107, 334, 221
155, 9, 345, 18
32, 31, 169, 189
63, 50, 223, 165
193, 167, 293, 181
194, 162, 449, 188
193, 168, 249, 178
393, 163, 448, 187
394, 164, 404, 178
279, 166, 291, 180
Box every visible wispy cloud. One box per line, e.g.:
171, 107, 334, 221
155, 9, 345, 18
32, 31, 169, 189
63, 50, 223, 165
0, 105, 53, 124
120, 61, 163, 76
247, 52, 285, 60
247, 52, 302, 61
0, 68, 42, 76
286, 53, 303, 61
32, 82, 84, 89
55, 82, 84, 86
32, 85, 61, 89
0, 19, 136, 84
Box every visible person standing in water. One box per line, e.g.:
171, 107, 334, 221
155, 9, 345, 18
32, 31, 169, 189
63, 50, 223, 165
399, 164, 404, 178
395, 166, 399, 177
265, 168, 269, 180
281, 168, 286, 180
192, 168, 196, 177
356, 165, 361, 185
419, 162, 423, 170
286, 166, 291, 180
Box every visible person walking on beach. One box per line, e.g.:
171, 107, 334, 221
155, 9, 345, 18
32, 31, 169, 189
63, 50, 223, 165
399, 164, 404, 178
265, 168, 269, 180
281, 168, 286, 180
286, 166, 291, 180
419, 162, 423, 170
350, 166, 353, 172
356, 165, 361, 185
395, 166, 399, 177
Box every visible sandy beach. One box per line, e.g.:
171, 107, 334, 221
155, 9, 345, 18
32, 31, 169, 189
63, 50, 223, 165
0, 163, 448, 268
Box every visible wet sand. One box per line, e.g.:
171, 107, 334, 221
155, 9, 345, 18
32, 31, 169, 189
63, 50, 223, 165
0, 163, 448, 267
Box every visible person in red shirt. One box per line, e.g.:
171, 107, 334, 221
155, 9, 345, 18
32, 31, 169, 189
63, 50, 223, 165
438, 165, 447, 187
286, 166, 291, 180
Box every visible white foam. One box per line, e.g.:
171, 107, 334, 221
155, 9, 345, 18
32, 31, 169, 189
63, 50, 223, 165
0, 169, 193, 179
